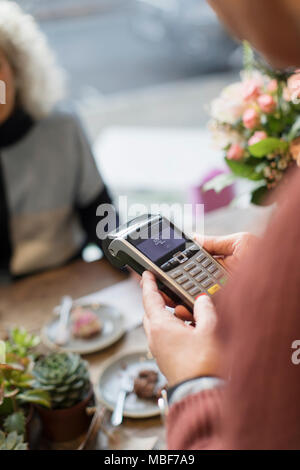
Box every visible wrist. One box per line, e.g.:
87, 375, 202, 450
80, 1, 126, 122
167, 341, 222, 387
167, 376, 224, 406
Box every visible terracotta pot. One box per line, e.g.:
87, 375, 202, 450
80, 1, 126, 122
36, 386, 93, 443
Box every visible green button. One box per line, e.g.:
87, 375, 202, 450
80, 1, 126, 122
220, 277, 227, 285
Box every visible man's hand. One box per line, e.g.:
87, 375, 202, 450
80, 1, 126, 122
194, 232, 256, 272
141, 233, 254, 384
174, 232, 256, 322
142, 271, 221, 387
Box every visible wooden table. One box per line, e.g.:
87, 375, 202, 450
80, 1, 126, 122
0, 259, 165, 450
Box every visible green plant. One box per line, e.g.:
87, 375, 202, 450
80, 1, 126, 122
3, 411, 25, 435
0, 331, 51, 436
0, 430, 28, 450
33, 353, 90, 409
5, 327, 40, 359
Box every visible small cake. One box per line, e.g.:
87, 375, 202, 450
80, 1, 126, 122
71, 306, 102, 339
134, 369, 160, 400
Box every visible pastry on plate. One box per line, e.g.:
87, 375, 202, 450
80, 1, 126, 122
71, 306, 102, 339
133, 369, 166, 400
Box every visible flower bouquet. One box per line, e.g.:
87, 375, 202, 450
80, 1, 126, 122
205, 43, 300, 205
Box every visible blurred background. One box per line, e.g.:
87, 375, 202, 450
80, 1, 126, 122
15, 0, 243, 230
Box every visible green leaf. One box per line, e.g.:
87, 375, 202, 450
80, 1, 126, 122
3, 411, 26, 435
251, 185, 269, 205
203, 173, 237, 193
17, 389, 51, 408
6, 329, 38, 359
9, 371, 34, 389
7, 327, 40, 358
0, 430, 5, 446
5, 431, 18, 450
15, 441, 28, 450
243, 41, 254, 71
287, 116, 300, 141
0, 430, 28, 450
266, 115, 285, 134
249, 138, 289, 157
0, 397, 14, 415
225, 158, 264, 181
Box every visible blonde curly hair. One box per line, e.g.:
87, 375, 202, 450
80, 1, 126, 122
0, 1, 66, 119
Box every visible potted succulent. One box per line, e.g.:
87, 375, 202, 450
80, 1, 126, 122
33, 352, 93, 442
0, 330, 51, 446
0, 430, 28, 450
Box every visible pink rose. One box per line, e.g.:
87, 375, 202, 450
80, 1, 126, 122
243, 79, 261, 102
257, 94, 276, 113
267, 79, 278, 93
285, 72, 300, 103
248, 131, 268, 146
243, 108, 259, 129
227, 143, 244, 160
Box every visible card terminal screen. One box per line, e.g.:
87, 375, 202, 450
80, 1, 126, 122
132, 223, 186, 264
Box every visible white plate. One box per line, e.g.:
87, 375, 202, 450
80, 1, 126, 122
42, 303, 125, 355
97, 351, 166, 419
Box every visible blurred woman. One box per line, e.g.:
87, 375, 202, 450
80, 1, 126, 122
0, 1, 116, 282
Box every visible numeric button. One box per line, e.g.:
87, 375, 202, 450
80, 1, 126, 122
195, 272, 208, 282
214, 270, 223, 279
170, 269, 182, 279
182, 280, 195, 290
201, 258, 212, 268
189, 266, 202, 277
189, 286, 201, 296
207, 264, 217, 273
176, 275, 189, 285
202, 278, 214, 288
184, 262, 196, 272
196, 253, 206, 263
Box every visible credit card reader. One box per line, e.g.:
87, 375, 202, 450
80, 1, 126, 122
103, 214, 227, 311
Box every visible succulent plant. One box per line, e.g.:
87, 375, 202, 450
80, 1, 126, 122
0, 329, 50, 435
5, 327, 40, 359
3, 411, 26, 435
33, 353, 90, 409
0, 431, 28, 450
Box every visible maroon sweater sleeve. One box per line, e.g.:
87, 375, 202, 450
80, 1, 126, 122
167, 387, 224, 450
167, 171, 300, 450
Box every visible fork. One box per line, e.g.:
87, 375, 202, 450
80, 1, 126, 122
111, 374, 134, 427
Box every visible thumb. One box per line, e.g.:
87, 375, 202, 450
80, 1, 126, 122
194, 294, 217, 334
193, 233, 235, 257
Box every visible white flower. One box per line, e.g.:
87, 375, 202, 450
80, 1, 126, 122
208, 120, 244, 150
240, 70, 265, 86
210, 82, 246, 124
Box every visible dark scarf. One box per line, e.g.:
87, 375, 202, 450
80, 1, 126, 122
0, 107, 34, 149
0, 108, 34, 281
